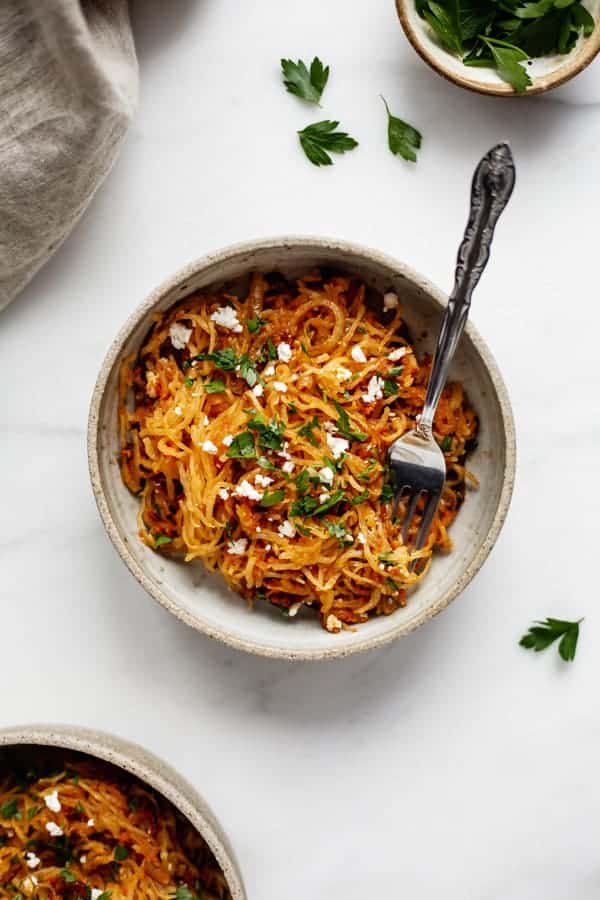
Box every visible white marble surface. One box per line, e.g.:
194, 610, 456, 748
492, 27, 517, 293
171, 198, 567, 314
2, 1, 600, 897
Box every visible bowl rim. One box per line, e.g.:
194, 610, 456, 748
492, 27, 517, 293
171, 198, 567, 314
0, 723, 246, 900
395, 0, 600, 96
87, 235, 516, 661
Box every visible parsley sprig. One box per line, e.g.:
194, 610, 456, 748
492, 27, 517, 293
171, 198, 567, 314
382, 96, 422, 163
281, 57, 330, 104
519, 617, 583, 662
298, 120, 358, 167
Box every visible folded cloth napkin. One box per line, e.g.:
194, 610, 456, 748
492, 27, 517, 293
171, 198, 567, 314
0, 0, 138, 311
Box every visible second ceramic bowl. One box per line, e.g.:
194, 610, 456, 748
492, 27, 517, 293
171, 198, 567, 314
88, 236, 515, 661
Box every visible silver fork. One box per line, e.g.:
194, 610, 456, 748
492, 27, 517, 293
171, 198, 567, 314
388, 142, 516, 556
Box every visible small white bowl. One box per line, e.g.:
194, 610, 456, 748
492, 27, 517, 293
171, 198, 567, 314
88, 237, 516, 661
396, 0, 600, 96
0, 723, 246, 900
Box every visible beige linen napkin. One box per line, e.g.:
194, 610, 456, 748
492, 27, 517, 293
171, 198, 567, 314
0, 0, 138, 311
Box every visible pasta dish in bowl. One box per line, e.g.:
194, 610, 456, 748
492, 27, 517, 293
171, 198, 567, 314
89, 238, 515, 659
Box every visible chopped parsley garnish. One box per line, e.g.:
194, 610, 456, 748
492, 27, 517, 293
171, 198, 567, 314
294, 521, 312, 536
440, 435, 453, 451
154, 534, 173, 547
0, 799, 20, 820
351, 490, 369, 506
298, 120, 359, 167
519, 617, 582, 662
313, 489, 346, 515
386, 576, 401, 593
358, 459, 379, 481
114, 844, 129, 861
381, 96, 422, 163
192, 347, 238, 371
239, 353, 258, 387
383, 378, 399, 397
332, 399, 367, 442
60, 868, 76, 883
290, 495, 319, 517
379, 482, 395, 503
388, 365, 404, 376
324, 521, 353, 545
287, 401, 298, 414
204, 379, 225, 394
175, 888, 197, 900
226, 431, 257, 459
184, 377, 196, 387
265, 337, 278, 360
127, 796, 140, 811
281, 56, 330, 104
295, 469, 310, 495
247, 316, 266, 334
297, 415, 320, 446
27, 805, 41, 820
247, 415, 286, 451
260, 489, 286, 507
257, 456, 277, 471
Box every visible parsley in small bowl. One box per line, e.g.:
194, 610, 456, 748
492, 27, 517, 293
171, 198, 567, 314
395, 0, 600, 95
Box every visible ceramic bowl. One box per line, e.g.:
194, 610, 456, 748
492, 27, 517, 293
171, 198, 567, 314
395, 0, 600, 96
0, 723, 246, 899
88, 236, 516, 661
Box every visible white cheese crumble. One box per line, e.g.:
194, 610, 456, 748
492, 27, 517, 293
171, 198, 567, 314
26, 852, 40, 869
336, 367, 353, 382
218, 487, 230, 500
288, 602, 302, 617
44, 790, 61, 813
222, 434, 233, 447
227, 538, 248, 555
282, 460, 295, 474
383, 291, 399, 310
388, 346, 408, 362
87, 818, 95, 828
203, 414, 210, 426
326, 613, 343, 632
169, 321, 192, 349
273, 381, 288, 393
235, 480, 262, 501
80, 855, 87, 864
265, 543, 272, 551
201, 440, 218, 454
361, 375, 384, 404
264, 364, 275, 376
210, 305, 243, 333
91, 890, 104, 900
255, 474, 273, 487
357, 532, 367, 545
351, 345, 367, 363
318, 466, 334, 485
323, 421, 337, 432
252, 383, 264, 397
319, 492, 330, 504
174, 406, 182, 415
326, 433, 349, 460
45, 822, 63, 837
278, 520, 296, 538
277, 342, 292, 362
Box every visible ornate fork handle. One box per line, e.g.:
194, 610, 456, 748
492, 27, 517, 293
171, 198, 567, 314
416, 143, 515, 437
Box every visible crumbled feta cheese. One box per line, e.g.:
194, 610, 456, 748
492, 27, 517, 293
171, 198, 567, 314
227, 538, 248, 555
222, 434, 233, 446
361, 375, 384, 404
336, 367, 353, 382
203, 414, 209, 426
326, 433, 349, 460
383, 291, 399, 311
277, 342, 292, 362
256, 526, 261, 532
326, 613, 343, 632
80, 855, 87, 864
282, 460, 295, 474
319, 492, 330, 504
273, 381, 287, 393
388, 346, 408, 362
234, 480, 262, 501
351, 345, 367, 363
174, 406, 182, 415
44, 790, 61, 813
357, 532, 366, 545
323, 421, 337, 432
288, 602, 302, 617
169, 321, 192, 349
253, 383, 264, 397
218, 487, 230, 500
265, 543, 272, 551
91, 890, 104, 900
45, 822, 63, 837
277, 442, 291, 460
278, 520, 296, 538
26, 852, 40, 869
264, 364, 275, 376
255, 474, 273, 487
201, 440, 218, 454
318, 466, 334, 485
87, 818, 95, 828
210, 305, 242, 332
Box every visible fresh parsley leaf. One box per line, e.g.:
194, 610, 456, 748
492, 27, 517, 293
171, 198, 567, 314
423, 1, 464, 53
314, 489, 346, 516
60, 868, 76, 883
1, 799, 19, 819
260, 490, 285, 508
193, 347, 239, 371
298, 120, 358, 167
324, 520, 353, 545
226, 431, 257, 459
389, 365, 404, 376
480, 36, 532, 92
175, 888, 196, 900
381, 97, 422, 163
290, 495, 319, 517
358, 459, 379, 481
519, 617, 582, 661
247, 416, 285, 452
154, 534, 173, 547
332, 400, 367, 442
114, 844, 129, 861
383, 378, 399, 397
351, 490, 369, 506
440, 435, 453, 451
184, 377, 196, 387
386, 576, 402, 593
295, 469, 310, 496
379, 481, 395, 503
280, 56, 330, 104
297, 415, 320, 447
247, 316, 266, 334
204, 379, 225, 394
266, 337, 278, 361
257, 456, 277, 471
294, 521, 312, 536
239, 354, 258, 387
27, 805, 41, 820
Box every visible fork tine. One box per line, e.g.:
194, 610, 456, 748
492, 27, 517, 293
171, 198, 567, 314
401, 489, 422, 543
413, 490, 442, 554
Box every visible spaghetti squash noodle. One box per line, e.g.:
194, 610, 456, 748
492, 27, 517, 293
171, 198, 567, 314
119, 270, 478, 632
0, 749, 230, 899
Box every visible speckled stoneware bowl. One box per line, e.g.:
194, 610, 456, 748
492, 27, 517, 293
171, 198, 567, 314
396, 0, 600, 96
0, 724, 246, 899
88, 237, 516, 661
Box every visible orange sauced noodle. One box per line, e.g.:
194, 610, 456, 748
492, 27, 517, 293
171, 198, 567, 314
119, 270, 478, 632
0, 750, 230, 899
